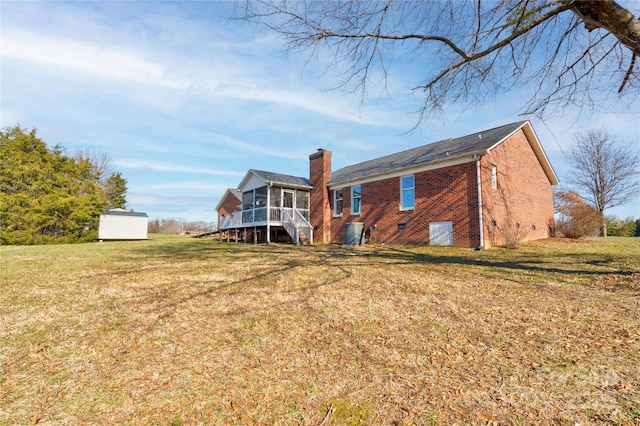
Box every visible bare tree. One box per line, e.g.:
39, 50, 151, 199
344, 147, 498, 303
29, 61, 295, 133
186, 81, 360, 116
240, 0, 639, 123
74, 149, 113, 184
565, 129, 640, 236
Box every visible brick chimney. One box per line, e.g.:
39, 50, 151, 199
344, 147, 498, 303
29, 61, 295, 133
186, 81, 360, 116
309, 149, 332, 243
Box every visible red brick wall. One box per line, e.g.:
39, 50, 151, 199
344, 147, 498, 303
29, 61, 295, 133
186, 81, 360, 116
309, 150, 332, 243
329, 162, 482, 247
480, 129, 554, 247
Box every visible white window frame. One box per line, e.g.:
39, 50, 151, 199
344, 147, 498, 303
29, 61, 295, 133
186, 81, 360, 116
351, 185, 362, 215
333, 189, 343, 217
491, 165, 497, 189
400, 175, 415, 210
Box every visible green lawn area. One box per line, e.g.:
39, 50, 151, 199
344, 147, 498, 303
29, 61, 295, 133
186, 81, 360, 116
1, 236, 639, 425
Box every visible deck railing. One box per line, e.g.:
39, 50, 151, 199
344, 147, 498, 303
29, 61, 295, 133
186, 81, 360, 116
220, 206, 312, 243
220, 213, 242, 229
292, 208, 313, 244
281, 210, 299, 244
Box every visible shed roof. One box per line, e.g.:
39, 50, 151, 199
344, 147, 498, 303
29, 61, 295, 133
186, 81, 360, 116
329, 121, 557, 186
101, 208, 148, 217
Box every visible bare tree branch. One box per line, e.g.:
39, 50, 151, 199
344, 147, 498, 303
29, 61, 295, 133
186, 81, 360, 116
240, 0, 640, 123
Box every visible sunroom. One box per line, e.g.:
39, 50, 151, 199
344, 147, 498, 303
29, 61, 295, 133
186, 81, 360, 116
218, 169, 313, 244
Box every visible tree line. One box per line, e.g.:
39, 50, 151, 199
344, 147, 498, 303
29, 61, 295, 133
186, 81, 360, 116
0, 126, 127, 244
147, 218, 217, 235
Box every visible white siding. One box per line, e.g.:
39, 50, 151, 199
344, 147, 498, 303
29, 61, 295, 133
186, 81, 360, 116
241, 174, 267, 192
99, 213, 148, 240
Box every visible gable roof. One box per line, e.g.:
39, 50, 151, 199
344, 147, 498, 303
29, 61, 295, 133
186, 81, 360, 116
101, 208, 148, 217
329, 121, 558, 186
238, 169, 313, 190
215, 188, 242, 212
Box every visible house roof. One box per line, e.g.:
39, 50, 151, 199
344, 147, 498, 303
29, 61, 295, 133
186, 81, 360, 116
329, 121, 558, 186
241, 169, 313, 189
102, 208, 148, 217
215, 188, 242, 212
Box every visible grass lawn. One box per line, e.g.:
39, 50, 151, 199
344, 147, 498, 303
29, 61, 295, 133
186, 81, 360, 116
1, 236, 639, 425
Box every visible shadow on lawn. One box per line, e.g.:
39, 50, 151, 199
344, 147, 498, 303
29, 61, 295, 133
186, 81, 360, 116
131, 239, 635, 282
107, 239, 639, 323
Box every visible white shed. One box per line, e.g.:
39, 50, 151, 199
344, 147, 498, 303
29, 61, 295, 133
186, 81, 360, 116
98, 209, 148, 240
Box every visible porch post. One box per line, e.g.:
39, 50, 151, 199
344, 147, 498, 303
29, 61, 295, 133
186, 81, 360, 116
254, 226, 258, 244
266, 186, 271, 244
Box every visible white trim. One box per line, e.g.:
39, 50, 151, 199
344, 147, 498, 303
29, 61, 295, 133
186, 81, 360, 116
215, 188, 241, 212
485, 121, 559, 185
333, 188, 343, 217
476, 160, 484, 249
400, 174, 415, 211
490, 164, 497, 189
328, 155, 476, 190
351, 184, 362, 215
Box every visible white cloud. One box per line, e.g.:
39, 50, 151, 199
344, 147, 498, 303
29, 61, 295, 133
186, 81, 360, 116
113, 159, 244, 176
2, 31, 187, 90
142, 182, 230, 191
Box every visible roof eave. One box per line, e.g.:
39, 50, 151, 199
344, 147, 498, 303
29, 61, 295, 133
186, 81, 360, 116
215, 188, 242, 212
329, 154, 479, 188
265, 180, 313, 189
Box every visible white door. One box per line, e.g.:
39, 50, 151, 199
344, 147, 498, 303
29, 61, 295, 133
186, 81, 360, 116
282, 190, 295, 218
429, 221, 453, 246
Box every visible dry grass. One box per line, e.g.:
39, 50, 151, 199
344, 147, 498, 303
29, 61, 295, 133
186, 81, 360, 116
1, 236, 639, 425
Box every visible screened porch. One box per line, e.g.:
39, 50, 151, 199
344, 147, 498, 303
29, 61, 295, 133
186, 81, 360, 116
219, 185, 313, 244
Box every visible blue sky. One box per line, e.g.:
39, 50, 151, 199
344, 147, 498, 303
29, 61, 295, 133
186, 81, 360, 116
2, 1, 639, 223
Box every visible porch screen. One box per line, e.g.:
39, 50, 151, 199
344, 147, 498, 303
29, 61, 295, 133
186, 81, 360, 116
270, 187, 281, 207
242, 191, 253, 210
296, 190, 309, 209
255, 186, 267, 207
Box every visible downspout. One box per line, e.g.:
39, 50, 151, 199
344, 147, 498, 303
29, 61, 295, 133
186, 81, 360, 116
476, 156, 484, 249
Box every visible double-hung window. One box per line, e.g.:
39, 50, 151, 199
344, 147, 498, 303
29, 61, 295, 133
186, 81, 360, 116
333, 189, 343, 216
400, 175, 415, 210
351, 185, 361, 215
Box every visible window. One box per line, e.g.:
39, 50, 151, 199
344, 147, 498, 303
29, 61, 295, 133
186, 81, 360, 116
400, 175, 415, 210
491, 165, 497, 189
333, 189, 343, 216
351, 185, 361, 214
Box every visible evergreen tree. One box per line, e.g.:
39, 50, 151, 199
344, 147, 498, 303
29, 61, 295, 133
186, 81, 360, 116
1, 126, 108, 244
104, 171, 128, 209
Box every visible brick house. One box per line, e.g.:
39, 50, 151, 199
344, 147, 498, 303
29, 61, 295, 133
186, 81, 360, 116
217, 121, 558, 248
